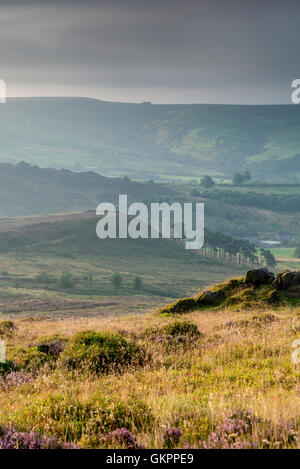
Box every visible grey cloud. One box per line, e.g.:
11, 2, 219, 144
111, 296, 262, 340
0, 0, 298, 103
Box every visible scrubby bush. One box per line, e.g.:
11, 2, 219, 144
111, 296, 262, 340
0, 425, 78, 449
163, 427, 182, 448
2, 370, 34, 389
160, 321, 202, 338
111, 272, 122, 290
37, 340, 66, 357
59, 331, 147, 374
0, 320, 17, 337
57, 272, 77, 289
8, 346, 51, 371
144, 321, 203, 348
34, 272, 53, 285
133, 276, 142, 290
101, 428, 144, 449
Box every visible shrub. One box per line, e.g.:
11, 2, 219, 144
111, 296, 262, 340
111, 273, 122, 289
37, 340, 66, 357
0, 425, 78, 449
162, 321, 202, 338
59, 331, 147, 374
57, 272, 77, 289
8, 346, 51, 371
0, 361, 15, 378
133, 276, 142, 290
34, 272, 53, 284
0, 320, 17, 338
101, 428, 144, 449
2, 370, 34, 389
163, 428, 182, 448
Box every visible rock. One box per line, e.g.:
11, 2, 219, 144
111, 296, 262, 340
245, 268, 274, 287
198, 290, 221, 305
273, 271, 300, 290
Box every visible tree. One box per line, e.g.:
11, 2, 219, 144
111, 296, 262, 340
259, 248, 276, 268
294, 244, 300, 258
233, 171, 251, 185
58, 272, 77, 289
133, 276, 142, 290
232, 173, 244, 184
243, 171, 251, 183
200, 175, 215, 188
111, 272, 122, 289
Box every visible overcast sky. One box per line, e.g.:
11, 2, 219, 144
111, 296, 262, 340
0, 0, 299, 104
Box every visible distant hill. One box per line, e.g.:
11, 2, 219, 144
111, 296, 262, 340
0, 98, 300, 182
0, 162, 174, 217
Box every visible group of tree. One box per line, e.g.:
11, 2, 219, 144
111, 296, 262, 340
232, 171, 251, 185
294, 244, 300, 258
110, 273, 143, 291
200, 229, 276, 268
200, 175, 215, 188
201, 189, 300, 213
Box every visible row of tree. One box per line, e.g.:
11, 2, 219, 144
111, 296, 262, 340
198, 171, 251, 189
202, 189, 300, 213
200, 230, 276, 268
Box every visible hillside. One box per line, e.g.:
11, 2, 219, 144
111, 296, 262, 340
0, 270, 299, 449
1, 98, 300, 181
0, 211, 245, 317
0, 161, 174, 217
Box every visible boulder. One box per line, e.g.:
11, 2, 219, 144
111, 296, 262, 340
273, 271, 300, 290
245, 268, 274, 287
198, 290, 221, 306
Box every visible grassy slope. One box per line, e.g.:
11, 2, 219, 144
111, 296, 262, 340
1, 98, 300, 181
0, 161, 174, 217
2, 163, 300, 240
0, 301, 299, 448
0, 212, 244, 318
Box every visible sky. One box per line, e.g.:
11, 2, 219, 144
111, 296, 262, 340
0, 0, 299, 104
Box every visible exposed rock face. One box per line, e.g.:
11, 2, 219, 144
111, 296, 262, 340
245, 268, 275, 287
273, 271, 300, 290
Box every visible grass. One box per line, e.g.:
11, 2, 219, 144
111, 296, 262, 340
270, 248, 297, 259
0, 212, 246, 318
0, 305, 299, 448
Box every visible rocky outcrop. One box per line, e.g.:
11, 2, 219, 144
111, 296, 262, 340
272, 270, 300, 290
245, 268, 275, 287
197, 290, 222, 306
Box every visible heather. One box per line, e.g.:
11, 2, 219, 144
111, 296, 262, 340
0, 302, 298, 449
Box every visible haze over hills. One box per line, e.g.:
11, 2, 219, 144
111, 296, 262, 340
0, 161, 174, 217
0, 97, 300, 182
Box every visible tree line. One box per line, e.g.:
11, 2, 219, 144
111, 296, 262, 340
200, 229, 276, 268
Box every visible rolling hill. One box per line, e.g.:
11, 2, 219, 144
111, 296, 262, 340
0, 98, 300, 181
0, 161, 174, 217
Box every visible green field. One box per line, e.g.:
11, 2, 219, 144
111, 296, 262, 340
270, 247, 297, 258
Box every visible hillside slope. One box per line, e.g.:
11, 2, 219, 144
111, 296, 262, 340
1, 98, 300, 181
0, 161, 173, 217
